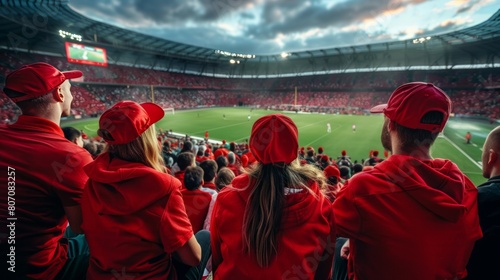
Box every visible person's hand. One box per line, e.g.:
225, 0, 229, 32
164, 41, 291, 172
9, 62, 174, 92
340, 239, 350, 259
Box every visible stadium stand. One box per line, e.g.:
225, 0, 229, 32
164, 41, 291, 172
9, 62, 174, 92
1, 50, 499, 123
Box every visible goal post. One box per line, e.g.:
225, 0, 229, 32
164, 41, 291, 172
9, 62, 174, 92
163, 107, 175, 115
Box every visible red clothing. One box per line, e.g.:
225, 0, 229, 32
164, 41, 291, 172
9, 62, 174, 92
174, 170, 186, 189
0, 115, 92, 279
81, 153, 193, 280
243, 151, 257, 165
227, 164, 240, 176
211, 174, 335, 280
181, 189, 212, 233
213, 148, 229, 160
333, 155, 482, 280
196, 155, 209, 163
203, 182, 217, 192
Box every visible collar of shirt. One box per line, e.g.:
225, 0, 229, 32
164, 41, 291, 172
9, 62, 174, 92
10, 115, 64, 137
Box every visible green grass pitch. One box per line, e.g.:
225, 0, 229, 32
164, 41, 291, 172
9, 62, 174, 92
69, 48, 106, 63
62, 107, 498, 186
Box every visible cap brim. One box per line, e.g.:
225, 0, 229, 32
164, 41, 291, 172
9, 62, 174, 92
141, 102, 165, 124
370, 103, 387, 113
62, 70, 83, 80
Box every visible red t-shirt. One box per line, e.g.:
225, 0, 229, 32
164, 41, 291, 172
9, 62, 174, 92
0, 116, 93, 279
333, 155, 483, 280
227, 164, 240, 176
213, 148, 229, 160
211, 174, 335, 279
196, 155, 209, 163
203, 182, 217, 192
180, 189, 212, 233
174, 170, 186, 189
81, 153, 193, 279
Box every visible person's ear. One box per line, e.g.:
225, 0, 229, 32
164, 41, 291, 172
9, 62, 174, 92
388, 120, 394, 132
52, 87, 64, 102
488, 149, 497, 165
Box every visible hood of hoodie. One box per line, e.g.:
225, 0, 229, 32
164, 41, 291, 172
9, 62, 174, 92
84, 152, 177, 215
376, 154, 468, 222
230, 174, 326, 229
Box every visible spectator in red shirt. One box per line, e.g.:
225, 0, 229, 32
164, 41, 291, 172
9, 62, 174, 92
0, 62, 93, 279
81, 101, 210, 279
333, 82, 482, 280
199, 160, 218, 191
182, 166, 215, 233
226, 152, 241, 176
62, 126, 84, 147
323, 165, 343, 202
174, 152, 196, 189
215, 167, 235, 193
211, 114, 335, 279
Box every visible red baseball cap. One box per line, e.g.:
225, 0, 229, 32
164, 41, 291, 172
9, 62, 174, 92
250, 114, 298, 164
3, 62, 83, 103
370, 82, 451, 132
98, 101, 164, 145
324, 165, 340, 180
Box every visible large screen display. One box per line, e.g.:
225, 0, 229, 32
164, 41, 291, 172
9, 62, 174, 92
65, 42, 108, 67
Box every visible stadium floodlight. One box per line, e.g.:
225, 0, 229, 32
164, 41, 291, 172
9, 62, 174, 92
281, 52, 290, 58
412, 36, 432, 44
59, 30, 82, 42
215, 49, 256, 59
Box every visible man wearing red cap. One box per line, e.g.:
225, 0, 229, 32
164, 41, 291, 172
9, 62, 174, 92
333, 82, 482, 280
0, 63, 93, 278
210, 114, 335, 279
323, 165, 343, 202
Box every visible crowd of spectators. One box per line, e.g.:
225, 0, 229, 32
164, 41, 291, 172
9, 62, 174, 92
1, 50, 499, 123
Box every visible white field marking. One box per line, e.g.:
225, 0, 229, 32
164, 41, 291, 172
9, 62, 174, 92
463, 171, 483, 175
443, 135, 482, 170
231, 118, 341, 144
192, 121, 253, 135
84, 124, 98, 131
195, 115, 338, 142
454, 133, 483, 151
304, 126, 342, 147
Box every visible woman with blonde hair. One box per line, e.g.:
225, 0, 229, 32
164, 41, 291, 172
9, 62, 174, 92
81, 101, 210, 279
210, 114, 336, 279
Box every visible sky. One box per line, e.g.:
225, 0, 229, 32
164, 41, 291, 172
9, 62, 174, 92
69, 0, 500, 55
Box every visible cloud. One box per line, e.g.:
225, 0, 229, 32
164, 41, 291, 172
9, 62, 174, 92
67, 0, 497, 55
426, 18, 470, 34
395, 17, 471, 39
246, 0, 431, 40
70, 0, 260, 26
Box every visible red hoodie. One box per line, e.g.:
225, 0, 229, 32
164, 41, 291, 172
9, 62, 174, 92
81, 153, 193, 280
333, 155, 482, 280
211, 174, 336, 280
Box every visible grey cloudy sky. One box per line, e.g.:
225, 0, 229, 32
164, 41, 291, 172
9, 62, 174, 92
69, 0, 499, 55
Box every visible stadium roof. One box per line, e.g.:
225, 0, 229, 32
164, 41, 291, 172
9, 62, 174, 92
0, 0, 499, 77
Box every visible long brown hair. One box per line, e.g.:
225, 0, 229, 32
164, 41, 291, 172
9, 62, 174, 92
242, 159, 325, 267
105, 124, 165, 173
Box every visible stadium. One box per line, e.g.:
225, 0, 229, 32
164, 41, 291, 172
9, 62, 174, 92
1, 0, 500, 279
1, 1, 499, 186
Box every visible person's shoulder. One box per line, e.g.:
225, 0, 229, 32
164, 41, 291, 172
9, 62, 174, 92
345, 166, 390, 193
217, 174, 249, 199
144, 170, 182, 192
477, 178, 500, 196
